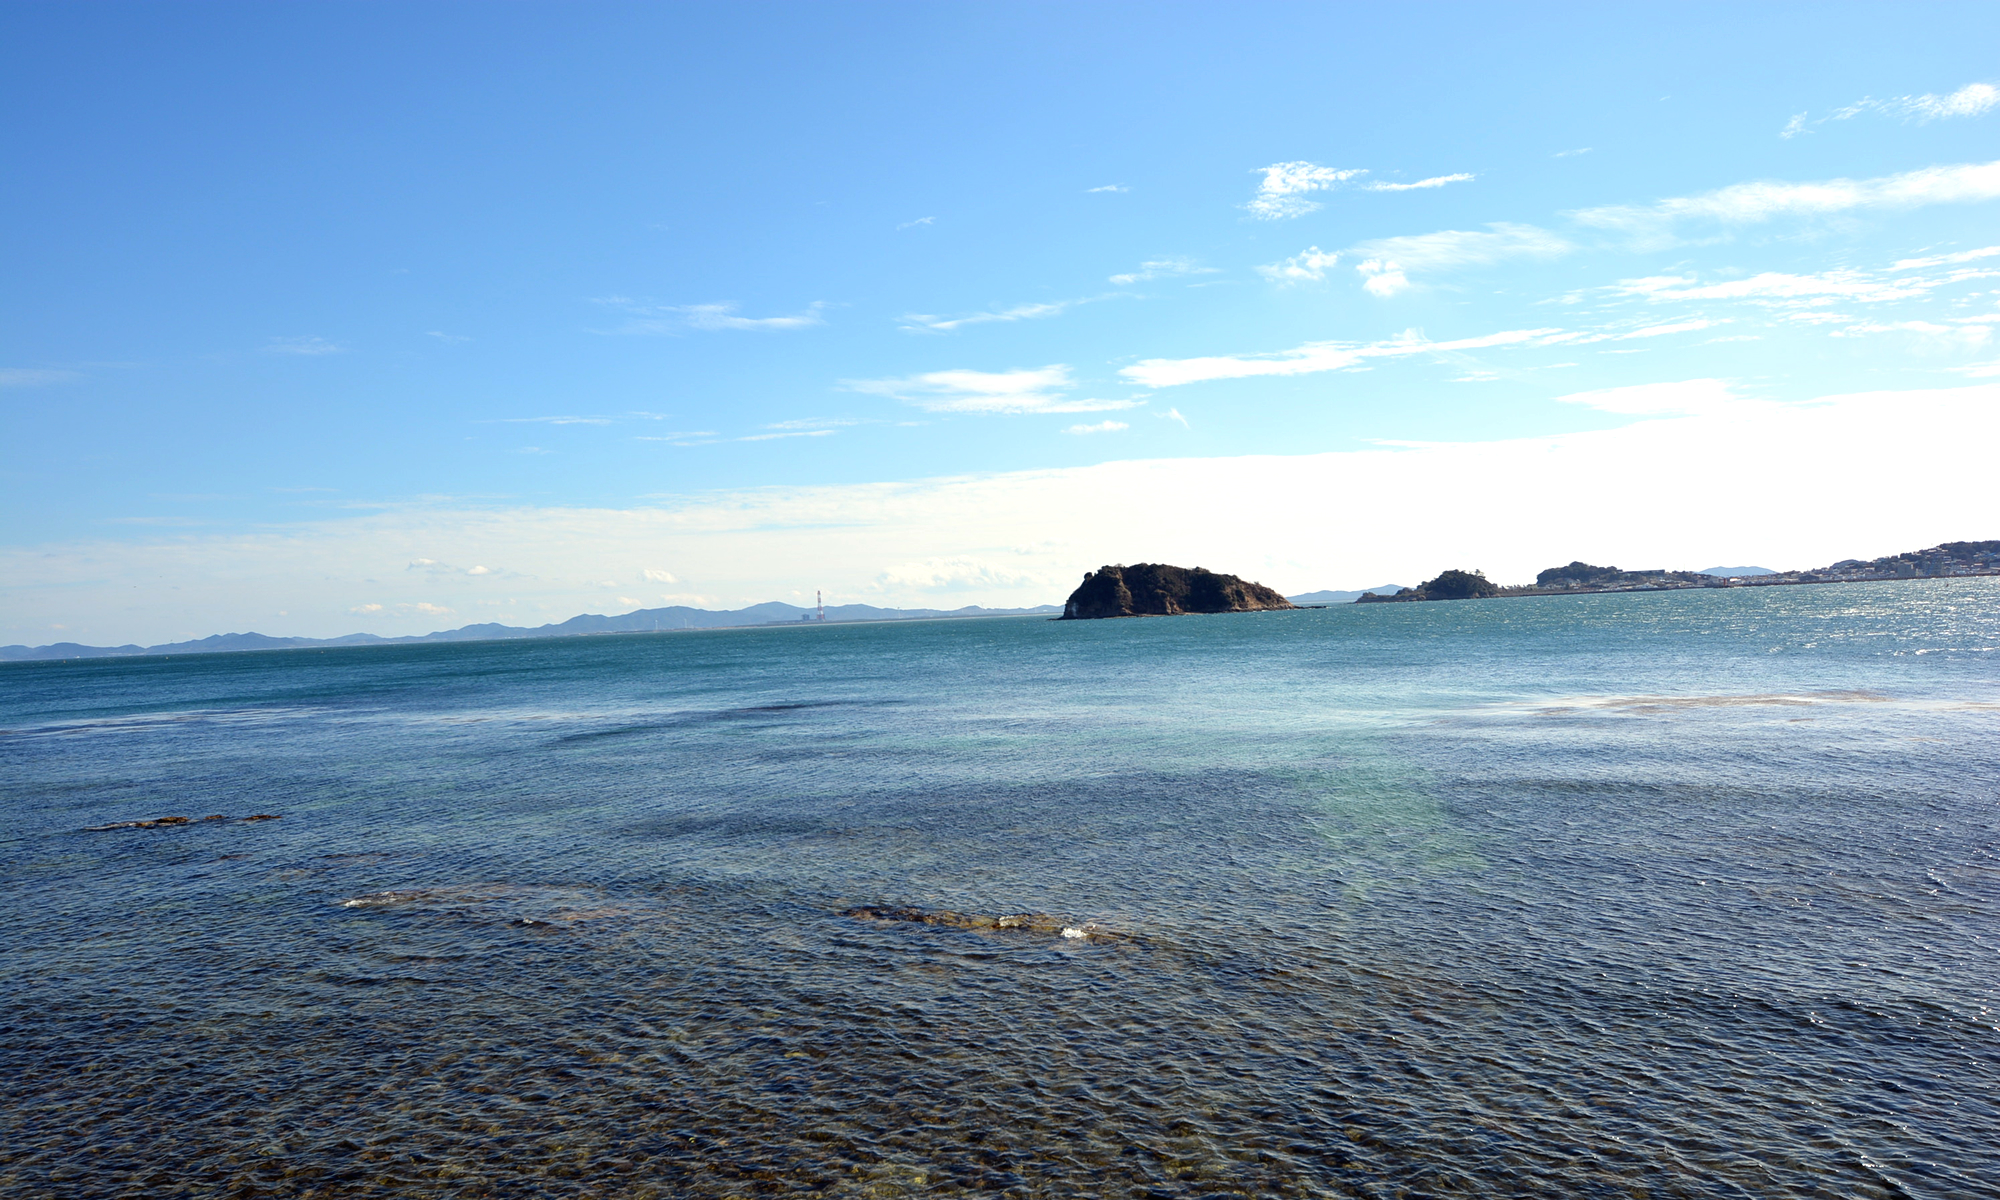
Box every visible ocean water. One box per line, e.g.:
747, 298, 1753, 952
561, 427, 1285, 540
3, 580, 1998, 1199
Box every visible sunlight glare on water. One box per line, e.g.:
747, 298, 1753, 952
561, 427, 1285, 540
3, 579, 1998, 1198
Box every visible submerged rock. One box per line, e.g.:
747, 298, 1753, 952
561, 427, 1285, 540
85, 813, 281, 831
843, 905, 1129, 942
1059, 563, 1296, 620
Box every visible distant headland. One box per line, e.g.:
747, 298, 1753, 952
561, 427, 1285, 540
1357, 540, 2000, 603
1060, 564, 1295, 619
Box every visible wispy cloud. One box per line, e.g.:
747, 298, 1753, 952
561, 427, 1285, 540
1347, 223, 1573, 295
1364, 173, 1475, 193
1086, 184, 1128, 194
1554, 147, 1592, 158
1830, 318, 1990, 351
900, 295, 1110, 332
1156, 407, 1190, 428
897, 216, 936, 230
1605, 246, 2000, 310
1835, 82, 1998, 123
738, 428, 838, 441
1256, 246, 1340, 284
634, 431, 719, 442
426, 331, 472, 343
676, 302, 826, 331
1892, 245, 2000, 270
595, 298, 826, 334
845, 365, 1142, 414
1122, 327, 1562, 388
1538, 319, 1723, 346
1062, 420, 1128, 435
266, 336, 344, 355
0, 367, 80, 387
498, 415, 615, 426
1108, 257, 1219, 285
1243, 161, 1366, 219
1569, 160, 2000, 243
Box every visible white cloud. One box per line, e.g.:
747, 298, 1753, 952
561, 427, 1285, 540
15, 382, 2000, 644
1244, 161, 1366, 219
1121, 327, 1561, 388
897, 216, 935, 230
634, 431, 719, 442
348, 603, 384, 614
465, 565, 492, 575
1358, 261, 1412, 297
1346, 223, 1572, 294
1569, 160, 2000, 241
1257, 246, 1340, 284
1086, 184, 1129, 194
500, 415, 615, 425
1109, 258, 1219, 285
1364, 173, 1475, 192
426, 331, 471, 343
0, 367, 79, 387
845, 365, 1142, 414
1157, 407, 1190, 428
1779, 113, 1809, 139
900, 296, 1105, 332
1835, 82, 1999, 123
1063, 420, 1128, 435
1554, 148, 1592, 158
266, 336, 344, 355
643, 569, 677, 584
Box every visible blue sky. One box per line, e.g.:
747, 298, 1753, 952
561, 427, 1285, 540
5, 3, 2000, 643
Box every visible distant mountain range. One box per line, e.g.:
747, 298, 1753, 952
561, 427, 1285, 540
1, 601, 1061, 663
1287, 586, 1409, 605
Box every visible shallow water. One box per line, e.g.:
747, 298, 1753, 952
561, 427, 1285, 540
3, 580, 1997, 1198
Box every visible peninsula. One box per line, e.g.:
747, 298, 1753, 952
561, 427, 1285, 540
1357, 540, 2000, 603
1061, 563, 1296, 619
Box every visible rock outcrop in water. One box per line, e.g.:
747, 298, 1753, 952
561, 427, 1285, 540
844, 905, 1130, 942
1060, 563, 1296, 620
85, 813, 280, 831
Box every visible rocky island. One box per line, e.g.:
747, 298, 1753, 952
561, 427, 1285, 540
1061, 563, 1297, 620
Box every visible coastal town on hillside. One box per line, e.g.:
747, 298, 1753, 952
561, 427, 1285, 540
1361, 540, 2000, 603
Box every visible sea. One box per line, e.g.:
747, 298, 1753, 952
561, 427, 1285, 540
2, 580, 1997, 1199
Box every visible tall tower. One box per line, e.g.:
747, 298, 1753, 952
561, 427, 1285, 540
817, 589, 824, 622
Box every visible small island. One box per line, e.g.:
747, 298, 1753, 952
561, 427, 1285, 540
1061, 563, 1297, 619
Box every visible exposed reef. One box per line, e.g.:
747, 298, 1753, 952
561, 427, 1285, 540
85, 813, 280, 831
1060, 563, 1296, 620
844, 905, 1132, 943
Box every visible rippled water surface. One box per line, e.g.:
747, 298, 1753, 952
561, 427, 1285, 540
4, 581, 1999, 1198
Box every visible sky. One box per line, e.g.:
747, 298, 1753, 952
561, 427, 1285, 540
4, 2, 2000, 645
